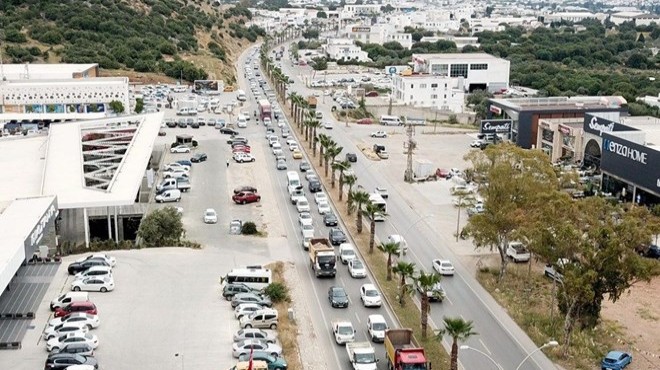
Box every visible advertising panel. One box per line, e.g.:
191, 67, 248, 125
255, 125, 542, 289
601, 132, 660, 194
480, 119, 512, 134
582, 114, 636, 136
351, 26, 371, 33
384, 65, 411, 75
24, 197, 58, 252
193, 80, 223, 95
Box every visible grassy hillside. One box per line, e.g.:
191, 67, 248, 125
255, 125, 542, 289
0, 0, 264, 83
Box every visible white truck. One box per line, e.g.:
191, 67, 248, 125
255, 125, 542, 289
346, 342, 378, 370
413, 159, 436, 181
332, 320, 356, 345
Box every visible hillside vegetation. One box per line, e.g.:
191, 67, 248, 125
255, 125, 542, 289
0, 0, 264, 82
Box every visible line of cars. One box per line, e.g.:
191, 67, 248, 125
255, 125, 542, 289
155, 153, 207, 203
43, 253, 117, 369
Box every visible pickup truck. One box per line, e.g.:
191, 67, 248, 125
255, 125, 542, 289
332, 320, 356, 345
156, 178, 191, 193
346, 342, 378, 370
506, 242, 531, 262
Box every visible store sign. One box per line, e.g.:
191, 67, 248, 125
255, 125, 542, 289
384, 65, 411, 75
480, 119, 512, 134
558, 124, 572, 135
25, 198, 58, 250
582, 114, 636, 136
601, 132, 660, 192
352, 26, 371, 33
489, 105, 502, 115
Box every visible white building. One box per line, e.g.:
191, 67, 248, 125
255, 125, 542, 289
323, 38, 370, 62
410, 53, 510, 92
0, 64, 130, 121
344, 23, 413, 49
544, 12, 598, 23
420, 36, 480, 50
391, 72, 465, 113
469, 17, 541, 33
609, 11, 659, 26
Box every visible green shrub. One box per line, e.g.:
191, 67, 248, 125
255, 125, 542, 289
241, 221, 258, 235
263, 282, 290, 303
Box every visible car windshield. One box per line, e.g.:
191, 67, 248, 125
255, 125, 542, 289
333, 289, 347, 298
331, 230, 343, 237
302, 225, 313, 230
206, 211, 215, 216
372, 322, 387, 331
355, 353, 376, 364
352, 260, 363, 269
365, 289, 379, 297
337, 326, 353, 335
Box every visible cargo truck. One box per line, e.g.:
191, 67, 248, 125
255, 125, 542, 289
307, 95, 318, 109
258, 99, 272, 121
412, 159, 438, 182
309, 238, 336, 277
346, 342, 378, 370
384, 329, 428, 370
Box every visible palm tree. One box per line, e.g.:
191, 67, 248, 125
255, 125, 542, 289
362, 201, 383, 253
350, 190, 370, 232
377, 242, 400, 281
309, 120, 321, 153
303, 111, 315, 142
343, 174, 357, 203
335, 160, 351, 196
416, 272, 442, 338
325, 145, 342, 178
331, 157, 347, 189
436, 317, 478, 370
392, 261, 416, 306
288, 92, 300, 115
317, 133, 330, 167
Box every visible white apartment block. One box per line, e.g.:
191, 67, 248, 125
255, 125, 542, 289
469, 17, 541, 33
392, 73, 465, 113
420, 36, 480, 49
411, 53, 510, 93
323, 39, 370, 62
344, 24, 413, 49
543, 12, 599, 23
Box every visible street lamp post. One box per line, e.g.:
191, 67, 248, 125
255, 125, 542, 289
460, 345, 503, 370
515, 341, 559, 370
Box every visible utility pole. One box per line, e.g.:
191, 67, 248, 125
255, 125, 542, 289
403, 117, 416, 182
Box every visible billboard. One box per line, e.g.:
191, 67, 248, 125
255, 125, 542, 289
351, 26, 371, 33
480, 119, 512, 134
384, 65, 411, 75
193, 80, 223, 95
583, 114, 636, 136
601, 132, 660, 194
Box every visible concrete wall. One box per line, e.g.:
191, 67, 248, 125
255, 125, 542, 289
366, 104, 474, 124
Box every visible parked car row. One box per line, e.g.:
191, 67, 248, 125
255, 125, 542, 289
46, 254, 117, 369
155, 154, 205, 203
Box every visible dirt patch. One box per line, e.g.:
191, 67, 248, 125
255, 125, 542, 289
99, 69, 177, 85
356, 143, 380, 161
269, 261, 304, 370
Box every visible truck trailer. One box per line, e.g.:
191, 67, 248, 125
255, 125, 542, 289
257, 99, 272, 121
384, 329, 428, 370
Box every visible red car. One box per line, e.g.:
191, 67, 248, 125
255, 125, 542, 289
232, 146, 251, 153
365, 91, 379, 97
54, 302, 97, 318
232, 191, 261, 204
436, 168, 450, 178
356, 118, 373, 125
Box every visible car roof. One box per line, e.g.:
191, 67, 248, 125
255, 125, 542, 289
69, 302, 95, 308
606, 351, 626, 358
362, 284, 377, 290
368, 314, 386, 322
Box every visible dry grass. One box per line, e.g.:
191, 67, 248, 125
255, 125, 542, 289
477, 265, 626, 370
267, 261, 303, 370
288, 122, 451, 369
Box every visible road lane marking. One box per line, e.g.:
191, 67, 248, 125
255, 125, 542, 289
479, 338, 492, 355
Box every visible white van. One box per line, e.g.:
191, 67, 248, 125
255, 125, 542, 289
286, 171, 301, 192
155, 189, 182, 203
176, 107, 197, 116
50, 292, 89, 311
237, 90, 247, 102
379, 115, 401, 126
339, 243, 357, 264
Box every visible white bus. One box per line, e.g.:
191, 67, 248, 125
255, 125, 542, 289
286, 171, 301, 193
379, 115, 402, 126
368, 193, 387, 221
223, 267, 272, 290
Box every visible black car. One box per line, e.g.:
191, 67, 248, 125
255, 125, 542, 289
165, 120, 177, 128
299, 161, 311, 172
177, 120, 187, 128
641, 244, 660, 259
191, 122, 200, 129
329, 228, 347, 245
191, 153, 208, 163
219, 127, 239, 135
45, 353, 98, 370
67, 260, 110, 275
324, 212, 338, 226
57, 342, 95, 356
328, 286, 349, 308
346, 153, 357, 162
222, 283, 257, 300
308, 180, 322, 193
234, 186, 258, 194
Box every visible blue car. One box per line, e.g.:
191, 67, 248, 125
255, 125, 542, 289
176, 160, 192, 167
601, 351, 632, 370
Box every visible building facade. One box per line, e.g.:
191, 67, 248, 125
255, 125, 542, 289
323, 38, 370, 62
411, 53, 510, 92
391, 72, 465, 113
535, 118, 585, 163
344, 24, 413, 49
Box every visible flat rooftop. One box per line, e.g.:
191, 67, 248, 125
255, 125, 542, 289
0, 63, 98, 80
0, 135, 48, 209
1, 77, 128, 88
619, 116, 660, 151
490, 96, 627, 112
413, 53, 507, 61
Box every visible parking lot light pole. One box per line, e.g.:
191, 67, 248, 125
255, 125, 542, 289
515, 340, 559, 370
460, 345, 503, 370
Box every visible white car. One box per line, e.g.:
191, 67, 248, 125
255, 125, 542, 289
349, 259, 367, 278
43, 322, 89, 341
234, 153, 256, 163
298, 212, 313, 226
234, 303, 262, 319
371, 131, 387, 138
324, 121, 333, 129
75, 254, 117, 267
360, 284, 382, 307
74, 266, 113, 281
163, 169, 189, 179
272, 148, 284, 157
432, 259, 455, 276
314, 192, 327, 205
233, 328, 276, 343
286, 138, 297, 146
300, 224, 314, 239
170, 145, 191, 153
296, 198, 310, 213
317, 200, 331, 215
375, 186, 389, 198
272, 142, 282, 150
289, 143, 299, 151
163, 162, 190, 172
386, 234, 408, 255
277, 120, 286, 128
71, 277, 115, 293
470, 139, 484, 148
232, 339, 282, 358
48, 313, 100, 330
47, 332, 99, 352
204, 209, 218, 224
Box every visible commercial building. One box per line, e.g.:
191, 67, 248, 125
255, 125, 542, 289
487, 96, 626, 149
323, 38, 370, 62
420, 36, 480, 50
410, 53, 510, 93
543, 12, 599, 23
535, 118, 585, 163
391, 72, 465, 113
610, 11, 660, 26
344, 24, 413, 49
